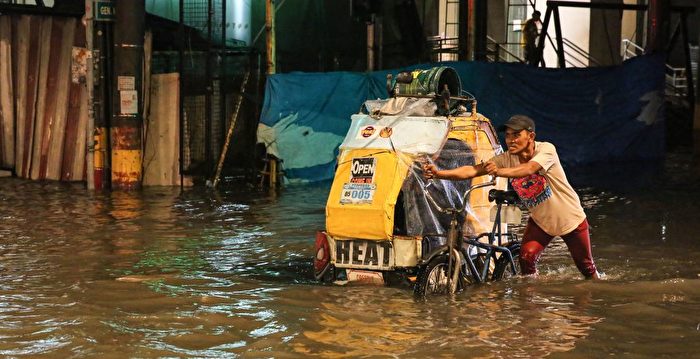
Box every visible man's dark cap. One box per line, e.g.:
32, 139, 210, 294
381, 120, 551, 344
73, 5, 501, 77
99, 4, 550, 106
498, 115, 536, 132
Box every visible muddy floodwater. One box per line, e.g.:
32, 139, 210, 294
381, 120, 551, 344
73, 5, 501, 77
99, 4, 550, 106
1, 152, 700, 358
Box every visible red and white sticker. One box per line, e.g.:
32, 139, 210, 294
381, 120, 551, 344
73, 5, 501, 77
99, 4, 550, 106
356, 125, 383, 140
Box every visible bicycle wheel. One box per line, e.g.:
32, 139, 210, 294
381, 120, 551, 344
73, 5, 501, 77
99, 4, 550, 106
493, 243, 521, 280
414, 254, 462, 297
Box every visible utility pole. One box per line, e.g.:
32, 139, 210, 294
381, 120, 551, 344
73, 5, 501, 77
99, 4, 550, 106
111, 0, 145, 189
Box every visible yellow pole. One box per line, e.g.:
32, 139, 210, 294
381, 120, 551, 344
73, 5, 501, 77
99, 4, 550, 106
269, 156, 277, 187
266, 0, 276, 75
265, 0, 279, 187
93, 127, 107, 190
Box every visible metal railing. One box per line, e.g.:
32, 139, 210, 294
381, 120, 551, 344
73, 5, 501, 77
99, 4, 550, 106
560, 37, 601, 67
622, 38, 688, 97
620, 38, 643, 60
486, 36, 525, 63
427, 35, 460, 62
483, 35, 598, 68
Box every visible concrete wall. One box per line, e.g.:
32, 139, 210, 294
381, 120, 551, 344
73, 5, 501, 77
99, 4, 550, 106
488, 0, 507, 44
589, 0, 623, 66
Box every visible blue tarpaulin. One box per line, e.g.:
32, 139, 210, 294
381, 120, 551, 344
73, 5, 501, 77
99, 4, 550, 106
258, 55, 666, 183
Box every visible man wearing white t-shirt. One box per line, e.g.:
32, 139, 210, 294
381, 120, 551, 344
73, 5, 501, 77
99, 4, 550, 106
424, 115, 600, 279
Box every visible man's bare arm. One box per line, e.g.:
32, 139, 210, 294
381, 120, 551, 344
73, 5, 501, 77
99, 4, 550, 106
494, 161, 542, 178
424, 162, 490, 180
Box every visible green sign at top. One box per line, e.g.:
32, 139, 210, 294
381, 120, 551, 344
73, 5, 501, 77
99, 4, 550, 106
95, 1, 116, 21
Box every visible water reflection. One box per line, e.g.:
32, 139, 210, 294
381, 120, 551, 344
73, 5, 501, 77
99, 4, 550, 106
291, 281, 604, 358
0, 152, 699, 356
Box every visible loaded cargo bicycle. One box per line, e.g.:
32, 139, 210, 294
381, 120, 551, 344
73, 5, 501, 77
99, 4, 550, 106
313, 67, 523, 296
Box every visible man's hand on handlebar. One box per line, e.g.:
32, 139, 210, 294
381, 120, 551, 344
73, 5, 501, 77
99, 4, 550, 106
483, 161, 498, 176
423, 163, 438, 180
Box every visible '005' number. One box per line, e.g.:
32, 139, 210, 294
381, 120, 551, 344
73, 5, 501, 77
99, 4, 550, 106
350, 190, 372, 199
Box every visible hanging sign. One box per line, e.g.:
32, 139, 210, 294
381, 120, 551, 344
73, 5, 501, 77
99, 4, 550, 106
118, 76, 135, 91
120, 90, 138, 115
94, 1, 116, 22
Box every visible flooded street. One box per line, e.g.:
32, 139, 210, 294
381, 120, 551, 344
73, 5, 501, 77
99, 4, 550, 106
1, 152, 700, 358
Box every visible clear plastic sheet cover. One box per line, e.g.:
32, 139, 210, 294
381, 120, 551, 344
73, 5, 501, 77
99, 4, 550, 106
357, 98, 486, 240
397, 139, 481, 238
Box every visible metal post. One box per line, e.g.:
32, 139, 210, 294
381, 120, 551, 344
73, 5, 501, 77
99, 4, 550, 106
85, 0, 95, 189
88, 2, 113, 190
553, 6, 565, 68
111, 0, 145, 190
95, 6, 114, 190
535, 6, 553, 67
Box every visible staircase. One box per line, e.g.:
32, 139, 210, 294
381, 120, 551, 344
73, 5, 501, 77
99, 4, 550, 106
486, 36, 524, 63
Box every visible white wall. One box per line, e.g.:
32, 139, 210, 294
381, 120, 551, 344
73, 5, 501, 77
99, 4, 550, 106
535, 0, 591, 68
621, 0, 643, 50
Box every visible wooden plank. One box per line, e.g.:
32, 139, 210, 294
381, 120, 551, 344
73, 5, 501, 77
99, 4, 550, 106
13, 16, 29, 177
61, 21, 87, 181
143, 73, 180, 186
44, 18, 75, 180
0, 16, 15, 169
61, 83, 81, 181
17, 16, 43, 178
74, 83, 89, 181
27, 16, 51, 179
31, 17, 58, 180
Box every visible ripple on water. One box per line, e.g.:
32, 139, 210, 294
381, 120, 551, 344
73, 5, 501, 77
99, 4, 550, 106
0, 160, 699, 356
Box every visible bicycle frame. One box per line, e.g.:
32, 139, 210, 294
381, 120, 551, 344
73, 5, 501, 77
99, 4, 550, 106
465, 195, 520, 282
419, 178, 521, 292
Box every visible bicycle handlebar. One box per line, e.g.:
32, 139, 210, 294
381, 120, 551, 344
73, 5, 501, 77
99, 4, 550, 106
423, 177, 497, 214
